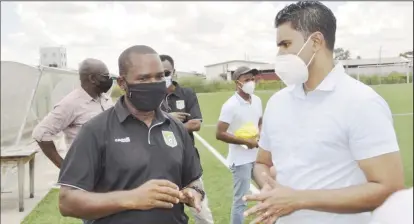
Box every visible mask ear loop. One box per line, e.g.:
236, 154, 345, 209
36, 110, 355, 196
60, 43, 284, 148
297, 35, 313, 56
307, 53, 316, 67
298, 35, 317, 67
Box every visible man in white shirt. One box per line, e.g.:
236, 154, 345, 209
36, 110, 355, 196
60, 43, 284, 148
370, 187, 413, 224
243, 1, 405, 224
216, 66, 263, 224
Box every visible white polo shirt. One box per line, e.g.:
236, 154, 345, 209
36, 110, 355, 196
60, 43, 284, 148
259, 63, 399, 224
370, 188, 413, 224
219, 92, 262, 167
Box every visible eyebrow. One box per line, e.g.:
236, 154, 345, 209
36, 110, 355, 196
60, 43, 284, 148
139, 72, 165, 78
277, 40, 289, 47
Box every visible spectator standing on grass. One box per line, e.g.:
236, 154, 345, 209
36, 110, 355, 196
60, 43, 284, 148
215, 66, 263, 224
160, 54, 215, 224
57, 45, 205, 224
32, 58, 114, 169
243, 2, 405, 224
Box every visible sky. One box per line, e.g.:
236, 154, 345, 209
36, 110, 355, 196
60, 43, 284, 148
1, 1, 413, 74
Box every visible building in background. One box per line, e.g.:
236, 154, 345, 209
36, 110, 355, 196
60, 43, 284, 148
338, 57, 412, 77
204, 60, 271, 81
204, 57, 412, 82
39, 46, 67, 68
175, 70, 204, 79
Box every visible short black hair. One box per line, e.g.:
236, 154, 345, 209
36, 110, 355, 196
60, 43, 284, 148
159, 54, 174, 68
118, 45, 157, 76
275, 1, 336, 51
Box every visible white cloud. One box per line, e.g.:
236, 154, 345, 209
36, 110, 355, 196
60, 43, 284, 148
1, 1, 412, 74
335, 2, 413, 59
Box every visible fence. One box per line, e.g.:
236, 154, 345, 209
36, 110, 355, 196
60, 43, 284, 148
346, 63, 412, 85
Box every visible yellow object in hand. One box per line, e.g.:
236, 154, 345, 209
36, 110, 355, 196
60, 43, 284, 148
234, 122, 259, 140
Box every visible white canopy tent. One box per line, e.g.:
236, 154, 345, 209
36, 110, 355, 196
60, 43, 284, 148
1, 61, 82, 191
1, 61, 81, 149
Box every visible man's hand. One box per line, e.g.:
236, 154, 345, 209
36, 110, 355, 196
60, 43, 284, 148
254, 181, 279, 224
243, 173, 299, 223
124, 179, 183, 210
179, 188, 202, 212
244, 138, 259, 149
169, 112, 190, 122
184, 119, 201, 132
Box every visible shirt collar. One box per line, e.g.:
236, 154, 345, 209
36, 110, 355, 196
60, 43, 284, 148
168, 81, 184, 98
234, 91, 251, 104
115, 95, 169, 124
79, 87, 110, 102
288, 62, 345, 97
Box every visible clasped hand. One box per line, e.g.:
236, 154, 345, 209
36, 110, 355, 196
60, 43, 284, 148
125, 179, 202, 212
242, 173, 300, 224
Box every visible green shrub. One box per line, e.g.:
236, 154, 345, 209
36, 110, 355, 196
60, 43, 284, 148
109, 72, 412, 97
178, 77, 286, 93
110, 84, 125, 99
349, 72, 412, 85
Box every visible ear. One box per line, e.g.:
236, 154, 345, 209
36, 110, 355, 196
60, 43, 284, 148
116, 76, 127, 91
88, 74, 97, 84
312, 32, 324, 52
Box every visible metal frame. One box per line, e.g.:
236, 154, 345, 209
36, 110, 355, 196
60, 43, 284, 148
14, 66, 44, 146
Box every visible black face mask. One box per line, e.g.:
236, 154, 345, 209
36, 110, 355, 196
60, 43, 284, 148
97, 77, 113, 93
126, 81, 167, 112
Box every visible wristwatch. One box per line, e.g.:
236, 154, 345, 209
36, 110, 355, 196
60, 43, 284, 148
187, 186, 205, 201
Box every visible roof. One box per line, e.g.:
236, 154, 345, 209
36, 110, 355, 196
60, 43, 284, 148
204, 60, 269, 68
339, 57, 410, 66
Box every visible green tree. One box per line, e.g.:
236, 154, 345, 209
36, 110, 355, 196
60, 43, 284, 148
334, 48, 351, 60
399, 51, 413, 58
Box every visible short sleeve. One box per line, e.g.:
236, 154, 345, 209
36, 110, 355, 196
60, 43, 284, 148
58, 125, 103, 191
32, 102, 76, 142
181, 128, 203, 188
218, 102, 234, 124
348, 95, 399, 161
258, 108, 271, 152
185, 89, 203, 121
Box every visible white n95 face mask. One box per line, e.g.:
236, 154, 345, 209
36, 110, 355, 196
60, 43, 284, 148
274, 36, 316, 86
165, 76, 172, 88
241, 81, 256, 95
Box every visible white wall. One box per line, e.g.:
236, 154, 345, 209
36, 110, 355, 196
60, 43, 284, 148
176, 71, 197, 79
345, 64, 411, 77
205, 64, 228, 80
205, 61, 269, 80
40, 47, 67, 68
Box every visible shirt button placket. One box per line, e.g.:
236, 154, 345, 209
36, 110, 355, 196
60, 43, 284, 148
291, 96, 309, 160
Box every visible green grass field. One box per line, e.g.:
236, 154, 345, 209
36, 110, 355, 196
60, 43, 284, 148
22, 83, 413, 224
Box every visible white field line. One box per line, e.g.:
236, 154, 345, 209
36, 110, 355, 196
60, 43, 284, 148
201, 112, 413, 128
393, 113, 413, 117
193, 132, 260, 194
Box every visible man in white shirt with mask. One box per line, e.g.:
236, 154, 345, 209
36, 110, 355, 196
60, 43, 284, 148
216, 66, 263, 224
243, 1, 405, 224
